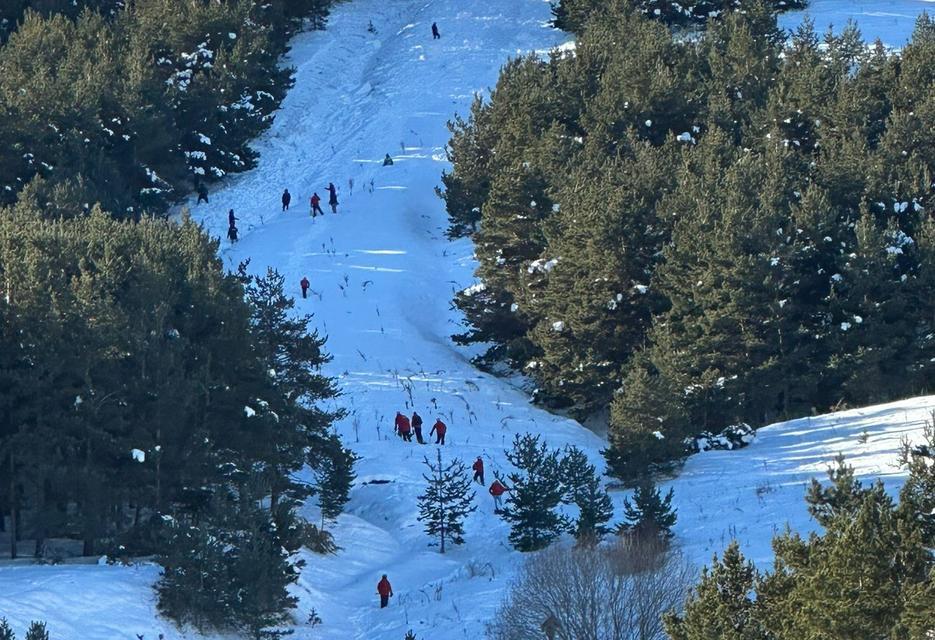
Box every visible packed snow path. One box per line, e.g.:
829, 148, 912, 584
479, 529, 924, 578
1, 1, 933, 638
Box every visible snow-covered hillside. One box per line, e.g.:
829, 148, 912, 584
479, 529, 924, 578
1, 0, 933, 638
779, 0, 933, 46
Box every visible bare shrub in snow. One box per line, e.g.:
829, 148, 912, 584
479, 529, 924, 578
488, 537, 693, 640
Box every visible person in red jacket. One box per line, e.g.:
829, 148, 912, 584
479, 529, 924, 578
300, 276, 310, 299
472, 456, 484, 485
394, 411, 412, 442
430, 418, 447, 444
310, 192, 323, 217
489, 479, 508, 512
377, 574, 393, 608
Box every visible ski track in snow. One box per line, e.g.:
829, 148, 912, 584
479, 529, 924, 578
1, 0, 933, 638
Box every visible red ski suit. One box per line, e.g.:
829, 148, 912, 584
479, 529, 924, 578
377, 577, 393, 597
395, 413, 411, 434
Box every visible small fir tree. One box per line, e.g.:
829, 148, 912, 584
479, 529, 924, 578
560, 446, 613, 543
664, 542, 764, 640
416, 449, 476, 553
0, 618, 14, 640
805, 454, 868, 527
622, 481, 677, 540
23, 622, 48, 640
897, 413, 935, 546
314, 438, 358, 532
501, 434, 568, 551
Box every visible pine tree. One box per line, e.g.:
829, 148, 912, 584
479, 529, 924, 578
314, 437, 358, 533
23, 622, 48, 640
622, 481, 677, 540
665, 542, 765, 640
404, 631, 417, 640
416, 449, 476, 553
501, 434, 567, 552
805, 454, 868, 528
0, 618, 14, 640
559, 446, 613, 543
898, 413, 935, 546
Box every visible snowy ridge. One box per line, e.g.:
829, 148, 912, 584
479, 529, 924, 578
1, 0, 933, 638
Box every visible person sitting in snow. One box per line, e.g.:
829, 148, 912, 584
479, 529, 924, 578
383, 153, 394, 166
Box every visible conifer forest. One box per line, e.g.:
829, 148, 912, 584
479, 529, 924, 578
0, 0, 932, 638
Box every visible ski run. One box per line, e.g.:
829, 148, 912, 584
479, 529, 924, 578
1, 0, 933, 638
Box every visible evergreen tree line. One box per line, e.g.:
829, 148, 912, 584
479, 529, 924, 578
0, 0, 335, 217
442, 1, 935, 479
666, 427, 935, 640
0, 197, 354, 637
551, 0, 806, 33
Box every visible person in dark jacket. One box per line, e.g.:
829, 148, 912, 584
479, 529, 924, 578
377, 574, 393, 608
411, 412, 425, 444
383, 153, 394, 166
310, 192, 324, 217
431, 22, 440, 39
197, 184, 209, 204
227, 225, 238, 243
430, 418, 447, 445
472, 456, 484, 485
282, 188, 291, 211
300, 277, 310, 299
228, 209, 237, 228
326, 183, 338, 213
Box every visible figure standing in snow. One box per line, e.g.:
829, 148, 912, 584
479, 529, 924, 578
282, 188, 291, 211
300, 276, 310, 299
395, 411, 412, 441
383, 153, 394, 166
326, 182, 338, 213
197, 184, 209, 204
411, 411, 425, 444
472, 456, 484, 485
227, 225, 238, 243
489, 479, 507, 512
377, 574, 393, 608
228, 209, 237, 228
430, 418, 447, 445
310, 192, 324, 217
431, 22, 440, 39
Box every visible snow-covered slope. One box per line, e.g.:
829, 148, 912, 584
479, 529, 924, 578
1, 1, 933, 638
779, 0, 933, 46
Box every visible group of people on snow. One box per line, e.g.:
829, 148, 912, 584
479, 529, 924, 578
394, 411, 447, 444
